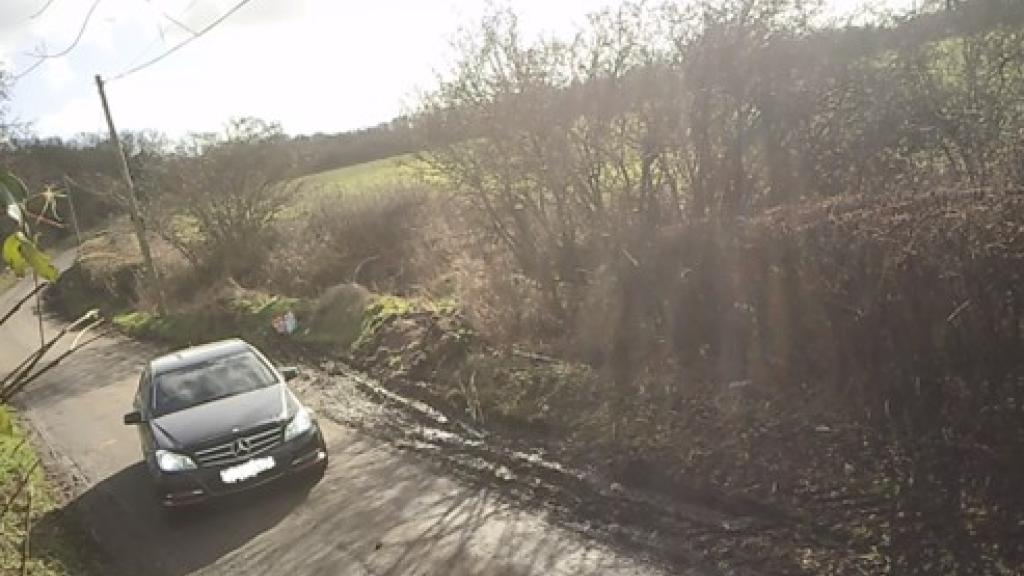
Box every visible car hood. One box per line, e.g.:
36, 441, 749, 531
151, 385, 297, 449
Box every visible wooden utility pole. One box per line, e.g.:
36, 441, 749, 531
94, 74, 163, 312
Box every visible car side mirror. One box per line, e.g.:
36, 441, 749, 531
123, 411, 143, 425
279, 366, 300, 382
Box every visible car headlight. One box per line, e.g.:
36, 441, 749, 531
284, 407, 315, 441
156, 450, 197, 472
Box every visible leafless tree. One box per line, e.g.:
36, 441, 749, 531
152, 117, 299, 282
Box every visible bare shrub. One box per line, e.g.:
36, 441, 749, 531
150, 118, 297, 284
270, 184, 435, 295
563, 193, 1024, 428
422, 0, 1024, 339
447, 250, 562, 350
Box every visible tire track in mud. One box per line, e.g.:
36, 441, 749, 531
291, 362, 845, 576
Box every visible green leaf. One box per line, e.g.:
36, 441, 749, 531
20, 236, 59, 282
0, 168, 28, 224
2, 232, 59, 282
2, 233, 28, 276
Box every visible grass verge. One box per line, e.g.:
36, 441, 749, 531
0, 407, 100, 575
110, 291, 306, 354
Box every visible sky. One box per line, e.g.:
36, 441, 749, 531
0, 0, 916, 139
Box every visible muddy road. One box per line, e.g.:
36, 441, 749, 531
0, 264, 695, 576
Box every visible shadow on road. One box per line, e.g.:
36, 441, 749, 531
177, 434, 645, 576
14, 335, 154, 411
44, 461, 313, 576
41, 436, 646, 576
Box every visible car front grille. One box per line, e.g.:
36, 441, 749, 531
193, 426, 283, 468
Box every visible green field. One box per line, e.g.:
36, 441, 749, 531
285, 153, 448, 219
298, 154, 423, 198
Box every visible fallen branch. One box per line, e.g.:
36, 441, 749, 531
0, 283, 48, 328
1, 323, 108, 403
0, 348, 47, 396
1, 319, 108, 401
0, 310, 99, 396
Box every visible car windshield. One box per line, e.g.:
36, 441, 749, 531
152, 351, 278, 417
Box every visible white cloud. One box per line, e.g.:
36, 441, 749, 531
34, 94, 105, 136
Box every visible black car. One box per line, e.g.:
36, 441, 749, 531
123, 339, 328, 508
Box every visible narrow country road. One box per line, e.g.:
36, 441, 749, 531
0, 258, 677, 576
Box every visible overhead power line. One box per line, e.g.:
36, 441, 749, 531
142, 0, 198, 37
158, 9, 199, 36
109, 0, 258, 82
29, 0, 59, 20
122, 29, 167, 72
14, 0, 103, 79
121, 0, 202, 68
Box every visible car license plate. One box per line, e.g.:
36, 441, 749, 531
220, 456, 276, 484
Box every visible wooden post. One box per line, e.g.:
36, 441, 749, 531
94, 74, 164, 313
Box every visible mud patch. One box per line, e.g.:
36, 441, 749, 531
291, 362, 866, 576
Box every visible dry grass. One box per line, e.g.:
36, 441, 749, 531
270, 183, 440, 296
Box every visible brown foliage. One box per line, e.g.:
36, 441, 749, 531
269, 185, 438, 296
421, 0, 1024, 329
150, 118, 298, 284
411, 4, 1024, 570
420, 0, 1024, 398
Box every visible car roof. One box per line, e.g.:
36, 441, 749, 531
149, 338, 254, 376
